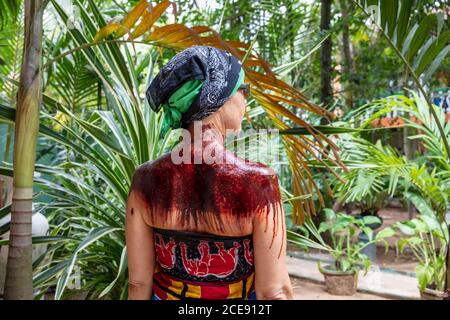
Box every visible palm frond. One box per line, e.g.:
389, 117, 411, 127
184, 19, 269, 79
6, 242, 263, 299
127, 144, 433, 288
0, 0, 23, 29
353, 0, 450, 158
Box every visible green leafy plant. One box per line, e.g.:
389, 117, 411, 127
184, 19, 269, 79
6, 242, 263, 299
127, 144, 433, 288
288, 208, 391, 274
0, 34, 170, 301
382, 214, 449, 292
331, 134, 411, 219
298, 91, 450, 291
350, 92, 450, 224
326, 91, 450, 225
354, 0, 450, 158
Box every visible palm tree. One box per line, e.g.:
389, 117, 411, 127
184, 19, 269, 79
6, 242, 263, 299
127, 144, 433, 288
320, 0, 333, 113
2, 0, 45, 300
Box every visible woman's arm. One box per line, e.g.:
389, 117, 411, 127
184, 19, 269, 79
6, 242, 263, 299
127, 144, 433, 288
125, 191, 155, 300
253, 203, 294, 300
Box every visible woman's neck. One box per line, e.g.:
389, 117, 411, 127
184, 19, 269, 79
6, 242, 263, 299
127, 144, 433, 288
187, 121, 225, 146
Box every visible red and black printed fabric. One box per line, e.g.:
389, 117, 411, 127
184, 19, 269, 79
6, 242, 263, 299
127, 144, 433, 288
152, 227, 256, 300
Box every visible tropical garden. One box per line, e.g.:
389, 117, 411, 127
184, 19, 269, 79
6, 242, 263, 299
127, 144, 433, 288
0, 0, 449, 300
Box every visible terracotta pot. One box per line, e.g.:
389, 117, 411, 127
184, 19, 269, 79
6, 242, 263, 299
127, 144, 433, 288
419, 287, 448, 300
320, 265, 358, 296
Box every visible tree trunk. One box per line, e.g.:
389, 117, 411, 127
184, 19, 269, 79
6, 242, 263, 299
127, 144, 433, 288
446, 224, 450, 299
0, 178, 3, 208
339, 0, 355, 110
320, 0, 333, 124
4, 0, 44, 300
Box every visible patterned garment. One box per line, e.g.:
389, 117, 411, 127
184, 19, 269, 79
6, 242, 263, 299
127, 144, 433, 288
151, 227, 256, 300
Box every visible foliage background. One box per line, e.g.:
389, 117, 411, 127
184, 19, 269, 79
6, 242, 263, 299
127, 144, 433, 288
0, 0, 449, 299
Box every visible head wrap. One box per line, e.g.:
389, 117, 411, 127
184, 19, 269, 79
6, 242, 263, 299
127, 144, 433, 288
146, 45, 245, 136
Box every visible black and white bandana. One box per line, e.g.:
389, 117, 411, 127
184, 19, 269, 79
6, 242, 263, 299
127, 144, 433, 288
146, 45, 243, 128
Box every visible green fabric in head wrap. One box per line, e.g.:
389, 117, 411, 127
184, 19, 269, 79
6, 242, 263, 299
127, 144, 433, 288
161, 79, 204, 136
160, 67, 245, 136
230, 67, 245, 97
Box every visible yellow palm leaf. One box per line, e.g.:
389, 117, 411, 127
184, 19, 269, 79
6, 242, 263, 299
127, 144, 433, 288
115, 0, 148, 38
131, 0, 172, 39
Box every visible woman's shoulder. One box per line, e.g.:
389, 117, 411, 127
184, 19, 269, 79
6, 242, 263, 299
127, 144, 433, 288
239, 160, 277, 177
134, 153, 173, 172
130, 154, 174, 193
221, 150, 278, 179
133, 153, 184, 183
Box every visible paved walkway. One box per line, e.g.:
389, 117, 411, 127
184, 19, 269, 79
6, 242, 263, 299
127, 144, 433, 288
290, 277, 388, 300
286, 253, 420, 299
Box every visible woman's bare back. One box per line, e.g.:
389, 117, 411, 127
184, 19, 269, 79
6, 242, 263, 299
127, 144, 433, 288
129, 144, 282, 237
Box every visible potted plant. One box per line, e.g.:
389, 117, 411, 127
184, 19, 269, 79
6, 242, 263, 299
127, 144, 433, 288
332, 138, 408, 231
334, 170, 388, 230
333, 167, 392, 261
354, 191, 387, 229
382, 214, 449, 300
353, 191, 390, 261
288, 208, 389, 296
